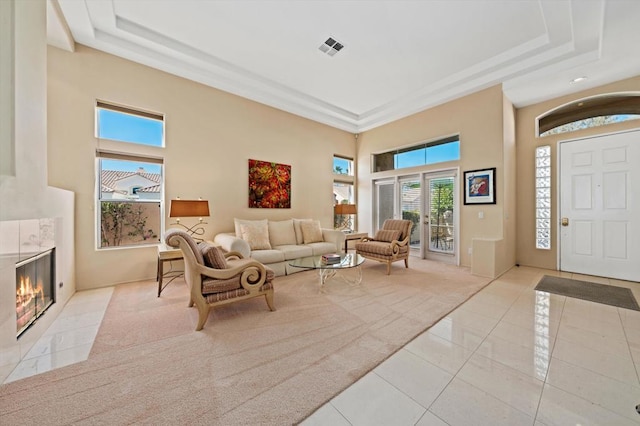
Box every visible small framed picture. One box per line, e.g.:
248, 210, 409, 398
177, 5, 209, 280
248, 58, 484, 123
463, 168, 496, 205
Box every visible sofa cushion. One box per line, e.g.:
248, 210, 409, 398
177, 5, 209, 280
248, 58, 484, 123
268, 219, 297, 246
301, 220, 323, 244
239, 221, 272, 250
374, 229, 401, 243
198, 242, 228, 269
276, 244, 313, 260
250, 249, 285, 264
307, 241, 338, 256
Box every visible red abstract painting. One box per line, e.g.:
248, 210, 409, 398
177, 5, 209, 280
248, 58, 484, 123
248, 159, 291, 208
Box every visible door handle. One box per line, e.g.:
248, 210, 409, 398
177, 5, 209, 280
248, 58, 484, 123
561, 217, 569, 227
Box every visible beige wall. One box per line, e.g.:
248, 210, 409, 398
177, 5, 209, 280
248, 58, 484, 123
515, 75, 640, 270
357, 85, 514, 271
47, 45, 354, 290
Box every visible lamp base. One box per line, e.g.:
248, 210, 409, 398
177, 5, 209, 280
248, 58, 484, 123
169, 221, 207, 242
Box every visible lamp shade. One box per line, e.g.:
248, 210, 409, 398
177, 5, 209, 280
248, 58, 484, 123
334, 204, 357, 215
169, 199, 210, 218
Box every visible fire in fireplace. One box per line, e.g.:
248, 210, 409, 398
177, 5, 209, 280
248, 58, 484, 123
16, 248, 55, 337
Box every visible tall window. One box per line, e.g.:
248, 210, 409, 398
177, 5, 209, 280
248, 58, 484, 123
333, 155, 355, 228
96, 102, 164, 249
373, 136, 460, 172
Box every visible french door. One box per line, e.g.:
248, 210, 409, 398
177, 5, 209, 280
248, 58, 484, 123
424, 172, 458, 263
373, 170, 458, 263
400, 178, 421, 252
373, 178, 421, 255
374, 180, 395, 229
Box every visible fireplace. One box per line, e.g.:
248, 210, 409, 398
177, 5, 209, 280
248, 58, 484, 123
16, 248, 55, 338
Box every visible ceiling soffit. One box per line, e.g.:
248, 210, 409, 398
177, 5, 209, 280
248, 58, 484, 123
55, 0, 609, 132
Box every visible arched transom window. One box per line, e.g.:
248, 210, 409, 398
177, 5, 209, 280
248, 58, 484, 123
537, 93, 640, 137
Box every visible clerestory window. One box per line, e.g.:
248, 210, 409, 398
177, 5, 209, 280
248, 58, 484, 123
372, 136, 460, 172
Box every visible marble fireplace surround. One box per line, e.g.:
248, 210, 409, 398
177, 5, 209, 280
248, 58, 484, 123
0, 218, 72, 376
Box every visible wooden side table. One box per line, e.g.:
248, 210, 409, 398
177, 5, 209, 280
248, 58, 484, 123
343, 232, 368, 253
157, 243, 184, 297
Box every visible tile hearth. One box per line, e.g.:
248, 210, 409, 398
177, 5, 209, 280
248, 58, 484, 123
2, 287, 113, 384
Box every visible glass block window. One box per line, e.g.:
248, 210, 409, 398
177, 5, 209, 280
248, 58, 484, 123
535, 146, 551, 249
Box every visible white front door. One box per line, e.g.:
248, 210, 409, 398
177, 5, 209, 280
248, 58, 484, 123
559, 130, 640, 282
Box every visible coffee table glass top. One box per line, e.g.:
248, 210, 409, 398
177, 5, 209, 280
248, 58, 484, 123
289, 253, 364, 270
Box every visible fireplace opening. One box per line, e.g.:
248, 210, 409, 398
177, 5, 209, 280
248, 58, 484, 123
16, 248, 55, 338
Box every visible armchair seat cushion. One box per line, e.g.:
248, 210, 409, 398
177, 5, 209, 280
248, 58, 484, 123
202, 276, 242, 295
355, 241, 409, 256
201, 263, 275, 295
204, 280, 274, 304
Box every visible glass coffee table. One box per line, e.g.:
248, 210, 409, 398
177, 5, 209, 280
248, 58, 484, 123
289, 253, 365, 288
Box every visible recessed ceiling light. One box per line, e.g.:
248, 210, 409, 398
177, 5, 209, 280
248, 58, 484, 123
570, 76, 588, 84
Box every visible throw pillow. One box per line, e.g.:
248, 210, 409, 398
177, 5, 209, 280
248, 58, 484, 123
374, 229, 401, 242
199, 242, 228, 269
300, 220, 323, 244
292, 218, 310, 245
268, 219, 297, 246
234, 218, 267, 238
240, 221, 272, 250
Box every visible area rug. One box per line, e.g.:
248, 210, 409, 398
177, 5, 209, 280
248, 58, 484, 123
0, 259, 491, 425
535, 275, 640, 311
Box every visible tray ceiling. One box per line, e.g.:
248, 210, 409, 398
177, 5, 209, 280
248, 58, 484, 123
48, 0, 640, 132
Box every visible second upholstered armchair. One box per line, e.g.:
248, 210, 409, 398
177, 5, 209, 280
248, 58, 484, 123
355, 219, 413, 275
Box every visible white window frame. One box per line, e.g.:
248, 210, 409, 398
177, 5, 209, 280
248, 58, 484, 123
95, 101, 166, 250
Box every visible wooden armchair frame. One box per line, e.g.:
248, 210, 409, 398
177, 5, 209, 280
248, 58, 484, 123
165, 229, 274, 331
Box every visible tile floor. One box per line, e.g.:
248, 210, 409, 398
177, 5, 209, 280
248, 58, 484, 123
303, 266, 640, 426
3, 266, 640, 425
2, 286, 113, 384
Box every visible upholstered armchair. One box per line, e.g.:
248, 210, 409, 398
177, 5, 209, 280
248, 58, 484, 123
355, 219, 413, 275
165, 229, 275, 331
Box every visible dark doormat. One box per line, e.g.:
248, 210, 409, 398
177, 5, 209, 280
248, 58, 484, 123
535, 275, 640, 311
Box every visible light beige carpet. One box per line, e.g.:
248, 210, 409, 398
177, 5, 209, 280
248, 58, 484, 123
0, 259, 491, 425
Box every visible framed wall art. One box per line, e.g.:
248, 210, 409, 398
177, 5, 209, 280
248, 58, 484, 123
248, 159, 291, 208
463, 167, 496, 205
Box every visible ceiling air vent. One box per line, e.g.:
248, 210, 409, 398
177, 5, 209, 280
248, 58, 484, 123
318, 37, 344, 57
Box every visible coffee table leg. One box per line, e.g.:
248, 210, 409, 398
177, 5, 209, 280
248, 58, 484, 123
318, 267, 361, 288
319, 269, 339, 289
354, 265, 362, 285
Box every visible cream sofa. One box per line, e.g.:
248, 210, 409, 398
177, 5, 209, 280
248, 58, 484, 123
214, 218, 346, 276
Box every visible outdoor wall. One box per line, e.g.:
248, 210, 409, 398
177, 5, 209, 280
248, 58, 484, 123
47, 44, 354, 290
357, 85, 516, 273
515, 75, 640, 270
